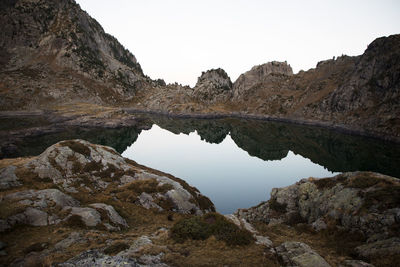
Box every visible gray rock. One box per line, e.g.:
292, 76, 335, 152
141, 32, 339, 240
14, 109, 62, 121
89, 203, 128, 228
0, 166, 21, 189
192, 68, 233, 103
55, 232, 87, 250
68, 207, 101, 227
0, 241, 6, 250
118, 236, 153, 258
233, 61, 293, 99
138, 192, 163, 211
275, 241, 331, 267
312, 218, 327, 231
340, 260, 375, 267
24, 207, 48, 226
355, 237, 400, 259
255, 235, 273, 247
58, 249, 140, 267
5, 189, 80, 208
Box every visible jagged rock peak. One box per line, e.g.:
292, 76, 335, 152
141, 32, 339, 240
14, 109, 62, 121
195, 68, 233, 91
247, 61, 293, 77
190, 68, 233, 103
232, 61, 292, 99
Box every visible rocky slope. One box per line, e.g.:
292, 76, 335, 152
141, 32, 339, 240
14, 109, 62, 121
236, 171, 400, 266
0, 0, 159, 110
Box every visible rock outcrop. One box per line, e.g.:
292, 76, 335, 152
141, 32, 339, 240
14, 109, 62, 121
233, 61, 293, 99
191, 68, 233, 103
236, 171, 400, 264
0, 140, 214, 232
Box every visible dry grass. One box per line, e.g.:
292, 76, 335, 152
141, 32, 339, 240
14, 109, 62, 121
254, 222, 366, 266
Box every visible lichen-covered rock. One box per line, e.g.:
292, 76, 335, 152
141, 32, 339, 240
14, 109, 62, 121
355, 237, 400, 260
58, 250, 140, 267
237, 172, 400, 239
0, 166, 21, 189
89, 203, 128, 228
275, 241, 331, 267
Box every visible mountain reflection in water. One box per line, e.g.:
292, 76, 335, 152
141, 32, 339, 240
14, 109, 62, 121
2, 114, 399, 213
120, 114, 400, 213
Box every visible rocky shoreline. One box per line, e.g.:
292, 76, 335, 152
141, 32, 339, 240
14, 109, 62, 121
0, 140, 399, 266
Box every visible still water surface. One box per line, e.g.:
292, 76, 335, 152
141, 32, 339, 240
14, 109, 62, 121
3, 114, 400, 214
122, 124, 336, 214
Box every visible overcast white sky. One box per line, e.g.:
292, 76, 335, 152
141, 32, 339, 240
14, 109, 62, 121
76, 0, 400, 87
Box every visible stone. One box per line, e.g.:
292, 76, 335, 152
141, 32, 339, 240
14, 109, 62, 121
355, 237, 400, 259
24, 207, 48, 226
233, 61, 293, 99
192, 68, 233, 103
118, 236, 153, 257
58, 250, 139, 267
89, 203, 128, 228
138, 192, 163, 211
55, 232, 87, 250
68, 207, 101, 227
275, 241, 331, 267
340, 260, 375, 267
312, 218, 328, 231
0, 166, 21, 189
255, 235, 273, 247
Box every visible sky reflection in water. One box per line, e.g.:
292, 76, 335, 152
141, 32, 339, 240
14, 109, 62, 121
122, 125, 337, 214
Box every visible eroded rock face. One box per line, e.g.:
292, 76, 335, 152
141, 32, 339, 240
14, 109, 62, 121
191, 68, 233, 103
233, 61, 293, 99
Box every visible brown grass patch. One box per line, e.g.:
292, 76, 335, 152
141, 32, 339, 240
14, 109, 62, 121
103, 241, 130, 255
60, 140, 91, 157
254, 222, 365, 266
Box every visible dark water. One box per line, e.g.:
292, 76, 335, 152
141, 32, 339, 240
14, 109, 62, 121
2, 114, 400, 213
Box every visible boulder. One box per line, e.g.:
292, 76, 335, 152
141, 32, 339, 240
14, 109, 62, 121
68, 207, 101, 227
355, 237, 400, 260
275, 241, 331, 267
89, 203, 128, 228
0, 166, 21, 189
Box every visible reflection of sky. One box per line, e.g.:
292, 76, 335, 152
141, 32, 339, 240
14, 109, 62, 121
122, 125, 337, 214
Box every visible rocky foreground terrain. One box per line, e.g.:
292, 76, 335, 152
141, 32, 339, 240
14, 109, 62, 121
0, 140, 399, 266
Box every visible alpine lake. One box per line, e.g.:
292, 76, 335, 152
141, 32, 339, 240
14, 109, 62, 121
2, 113, 400, 214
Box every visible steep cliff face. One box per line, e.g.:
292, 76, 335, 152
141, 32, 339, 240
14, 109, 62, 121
233, 61, 293, 99
313, 35, 400, 136
0, 0, 151, 110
